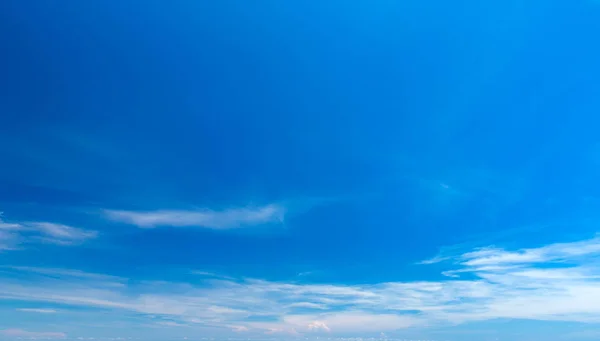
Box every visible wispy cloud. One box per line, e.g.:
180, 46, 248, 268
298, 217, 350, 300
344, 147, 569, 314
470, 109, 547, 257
0, 215, 23, 250
0, 229, 20, 250
103, 204, 285, 229
1, 329, 66, 339
0, 218, 21, 230
307, 320, 330, 332
29, 222, 98, 245
190, 270, 236, 281
417, 255, 451, 265
4, 235, 600, 334
0, 213, 97, 250
5, 266, 124, 283
458, 236, 600, 266
297, 271, 314, 277
16, 308, 57, 313
287, 302, 327, 310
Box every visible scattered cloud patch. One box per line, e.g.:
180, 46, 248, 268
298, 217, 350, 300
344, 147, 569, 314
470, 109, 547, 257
3, 236, 600, 334
307, 321, 330, 332
288, 313, 416, 333
103, 204, 285, 229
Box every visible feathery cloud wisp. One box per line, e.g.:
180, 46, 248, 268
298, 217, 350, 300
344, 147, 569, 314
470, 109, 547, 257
0, 213, 97, 250
16, 308, 58, 313
103, 204, 285, 229
30, 222, 98, 245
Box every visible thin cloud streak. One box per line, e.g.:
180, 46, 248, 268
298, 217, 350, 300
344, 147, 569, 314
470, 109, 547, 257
103, 204, 286, 229
29, 222, 98, 245
17, 308, 58, 313
5, 266, 125, 283
0, 213, 97, 250
0, 329, 66, 339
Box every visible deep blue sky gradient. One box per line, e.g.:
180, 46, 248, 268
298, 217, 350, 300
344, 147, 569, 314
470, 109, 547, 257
2, 1, 600, 340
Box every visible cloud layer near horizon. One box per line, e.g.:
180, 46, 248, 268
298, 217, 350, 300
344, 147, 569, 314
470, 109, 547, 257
3, 234, 600, 335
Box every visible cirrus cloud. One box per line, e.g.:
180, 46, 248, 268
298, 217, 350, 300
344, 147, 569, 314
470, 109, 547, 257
3, 235, 600, 334
103, 204, 286, 229
0, 213, 97, 250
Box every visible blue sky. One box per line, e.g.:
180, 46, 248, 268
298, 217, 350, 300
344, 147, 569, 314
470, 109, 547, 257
1, 0, 600, 340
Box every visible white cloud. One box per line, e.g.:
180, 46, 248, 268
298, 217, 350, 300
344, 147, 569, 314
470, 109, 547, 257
307, 320, 330, 332
0, 214, 97, 250
289, 313, 416, 333
1, 329, 66, 339
29, 222, 98, 245
5, 266, 124, 283
190, 270, 236, 281
103, 204, 285, 229
4, 235, 600, 334
458, 236, 600, 267
417, 255, 451, 265
17, 308, 57, 313
0, 220, 21, 230
461, 247, 545, 266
